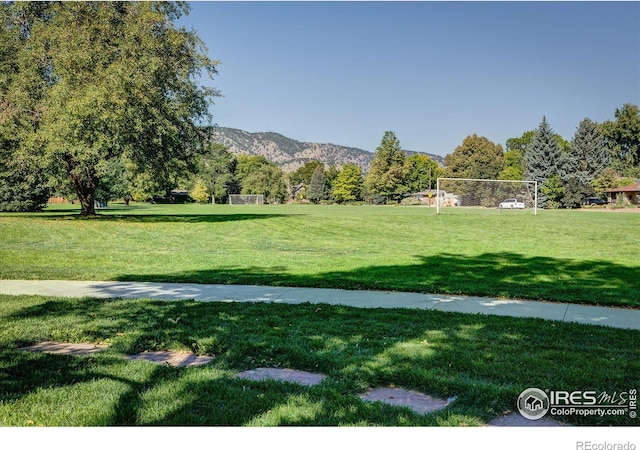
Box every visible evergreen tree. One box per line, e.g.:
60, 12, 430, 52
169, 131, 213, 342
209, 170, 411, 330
561, 118, 609, 208
525, 117, 562, 208
307, 165, 328, 204
363, 131, 408, 201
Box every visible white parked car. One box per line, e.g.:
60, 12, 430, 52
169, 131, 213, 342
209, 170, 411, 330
499, 198, 525, 209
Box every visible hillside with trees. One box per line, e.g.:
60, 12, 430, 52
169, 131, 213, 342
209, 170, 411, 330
209, 126, 445, 173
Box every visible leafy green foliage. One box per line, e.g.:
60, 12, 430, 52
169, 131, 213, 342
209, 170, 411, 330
601, 103, 640, 177
443, 134, 504, 180
331, 164, 363, 203
235, 155, 287, 204
290, 160, 324, 186
540, 175, 564, 209
498, 150, 525, 180
0, 163, 50, 212
190, 179, 210, 204
404, 154, 441, 191
195, 143, 237, 204
1, 2, 219, 215
94, 158, 132, 205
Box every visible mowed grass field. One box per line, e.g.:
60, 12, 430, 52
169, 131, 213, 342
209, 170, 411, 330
1, 203, 639, 427
1, 202, 639, 307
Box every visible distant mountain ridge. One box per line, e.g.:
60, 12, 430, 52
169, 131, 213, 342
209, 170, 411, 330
210, 126, 445, 173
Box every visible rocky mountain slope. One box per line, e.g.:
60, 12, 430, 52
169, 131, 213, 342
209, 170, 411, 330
210, 126, 444, 173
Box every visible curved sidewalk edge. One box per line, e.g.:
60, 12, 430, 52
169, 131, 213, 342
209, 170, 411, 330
1, 280, 638, 331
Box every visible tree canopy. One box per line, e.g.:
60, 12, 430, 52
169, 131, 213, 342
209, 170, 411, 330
332, 163, 363, 203
363, 131, 408, 200
602, 103, 640, 177
235, 155, 287, 204
0, 2, 219, 215
443, 134, 504, 180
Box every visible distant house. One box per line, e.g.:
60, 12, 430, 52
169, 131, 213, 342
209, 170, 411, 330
408, 190, 458, 207
605, 183, 640, 205
408, 190, 439, 206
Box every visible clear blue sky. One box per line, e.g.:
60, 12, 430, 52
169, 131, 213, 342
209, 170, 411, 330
180, 1, 640, 157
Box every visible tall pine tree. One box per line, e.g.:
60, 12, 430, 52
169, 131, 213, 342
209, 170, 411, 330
308, 165, 328, 204
561, 118, 609, 208
525, 117, 562, 208
363, 131, 408, 202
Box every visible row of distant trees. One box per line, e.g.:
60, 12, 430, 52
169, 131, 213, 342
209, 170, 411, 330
3, 101, 639, 209
1, 4, 638, 212
441, 104, 640, 208
188, 101, 640, 208
184, 135, 442, 205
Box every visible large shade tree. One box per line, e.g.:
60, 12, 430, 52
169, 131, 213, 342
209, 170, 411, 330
443, 134, 504, 180
235, 155, 287, 204
601, 103, 640, 177
404, 154, 441, 192
1, 2, 219, 215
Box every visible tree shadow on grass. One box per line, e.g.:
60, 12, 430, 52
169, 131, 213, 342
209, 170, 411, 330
115, 252, 640, 308
40, 213, 302, 223
2, 298, 638, 425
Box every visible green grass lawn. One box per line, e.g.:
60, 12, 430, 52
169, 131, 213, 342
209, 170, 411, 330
1, 202, 639, 307
1, 294, 638, 426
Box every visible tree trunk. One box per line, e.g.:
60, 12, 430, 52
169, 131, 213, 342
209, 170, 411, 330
72, 176, 97, 216
66, 156, 98, 216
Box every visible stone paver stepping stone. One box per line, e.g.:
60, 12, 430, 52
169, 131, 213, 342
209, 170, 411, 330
19, 341, 107, 356
360, 387, 452, 415
236, 368, 327, 386
128, 351, 213, 367
488, 412, 571, 427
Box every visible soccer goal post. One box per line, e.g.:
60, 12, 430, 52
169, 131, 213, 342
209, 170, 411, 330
436, 178, 537, 215
228, 194, 265, 205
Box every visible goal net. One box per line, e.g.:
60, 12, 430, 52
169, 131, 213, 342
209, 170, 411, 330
436, 178, 537, 215
228, 194, 265, 205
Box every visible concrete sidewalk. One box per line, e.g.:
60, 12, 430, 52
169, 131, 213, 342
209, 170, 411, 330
1, 279, 639, 330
